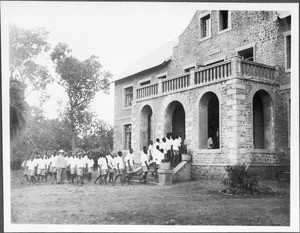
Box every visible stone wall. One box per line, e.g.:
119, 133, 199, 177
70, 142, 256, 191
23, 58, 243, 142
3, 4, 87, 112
113, 10, 291, 180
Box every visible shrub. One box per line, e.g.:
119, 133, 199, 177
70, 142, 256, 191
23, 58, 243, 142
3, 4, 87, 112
221, 163, 260, 195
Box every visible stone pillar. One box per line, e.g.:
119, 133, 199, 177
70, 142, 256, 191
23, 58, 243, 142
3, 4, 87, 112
274, 65, 280, 82
189, 70, 195, 87
158, 79, 163, 95
231, 55, 242, 77
225, 78, 247, 164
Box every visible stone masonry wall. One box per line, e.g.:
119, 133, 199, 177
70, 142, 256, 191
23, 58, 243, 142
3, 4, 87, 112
113, 10, 291, 180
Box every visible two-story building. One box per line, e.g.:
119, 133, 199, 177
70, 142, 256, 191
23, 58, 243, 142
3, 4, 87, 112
113, 10, 291, 179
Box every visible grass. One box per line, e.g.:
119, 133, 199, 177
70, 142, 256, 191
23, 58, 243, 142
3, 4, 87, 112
10, 170, 290, 226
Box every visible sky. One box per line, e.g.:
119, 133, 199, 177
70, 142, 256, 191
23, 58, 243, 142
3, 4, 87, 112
2, 1, 298, 126
2, 1, 203, 125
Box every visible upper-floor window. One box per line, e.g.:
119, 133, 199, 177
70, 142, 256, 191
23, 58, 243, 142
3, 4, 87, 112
125, 86, 133, 107
199, 12, 211, 40
238, 47, 254, 61
219, 11, 229, 31
285, 33, 291, 71
218, 10, 232, 34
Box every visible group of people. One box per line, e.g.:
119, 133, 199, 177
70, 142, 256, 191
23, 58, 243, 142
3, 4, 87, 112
20, 132, 185, 186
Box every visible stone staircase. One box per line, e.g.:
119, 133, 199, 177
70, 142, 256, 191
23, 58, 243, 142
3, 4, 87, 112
129, 163, 158, 185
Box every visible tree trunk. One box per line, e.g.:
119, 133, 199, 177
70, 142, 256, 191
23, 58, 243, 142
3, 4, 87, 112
71, 129, 76, 152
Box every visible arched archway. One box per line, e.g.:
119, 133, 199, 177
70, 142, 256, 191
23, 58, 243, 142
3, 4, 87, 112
253, 90, 273, 149
199, 92, 220, 149
140, 105, 153, 149
164, 101, 185, 139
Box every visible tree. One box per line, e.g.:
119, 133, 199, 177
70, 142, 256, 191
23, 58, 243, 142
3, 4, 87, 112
9, 24, 52, 141
50, 43, 111, 151
11, 106, 73, 169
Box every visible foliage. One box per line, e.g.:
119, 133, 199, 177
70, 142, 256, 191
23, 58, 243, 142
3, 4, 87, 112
10, 79, 29, 141
50, 42, 111, 150
9, 24, 52, 97
10, 106, 72, 169
77, 117, 113, 159
221, 163, 260, 195
9, 24, 52, 141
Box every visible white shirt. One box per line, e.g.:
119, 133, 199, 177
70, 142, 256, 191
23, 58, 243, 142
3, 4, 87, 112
166, 138, 172, 150
69, 157, 77, 168
148, 144, 154, 156
87, 159, 94, 168
51, 156, 58, 167
38, 158, 46, 169
160, 142, 167, 153
124, 152, 134, 167
77, 158, 86, 168
98, 157, 108, 169
173, 138, 180, 150
140, 151, 148, 166
106, 155, 115, 168
114, 156, 124, 169
156, 150, 164, 165
27, 160, 37, 170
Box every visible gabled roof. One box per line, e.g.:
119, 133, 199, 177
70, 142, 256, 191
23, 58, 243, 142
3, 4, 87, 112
113, 38, 178, 82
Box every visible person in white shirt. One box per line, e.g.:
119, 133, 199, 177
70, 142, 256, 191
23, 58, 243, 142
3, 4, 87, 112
160, 138, 167, 161
87, 156, 94, 183
106, 152, 115, 183
76, 153, 86, 186
166, 133, 173, 162
37, 154, 47, 184
139, 146, 150, 183
171, 136, 181, 167
70, 154, 77, 183
50, 151, 58, 184
95, 154, 104, 184
27, 156, 38, 184
148, 141, 154, 161
113, 151, 125, 186
56, 150, 67, 184
123, 148, 136, 185
21, 158, 29, 185
152, 147, 165, 178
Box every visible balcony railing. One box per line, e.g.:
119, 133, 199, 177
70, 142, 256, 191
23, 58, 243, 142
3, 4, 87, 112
195, 60, 231, 85
135, 56, 277, 101
241, 60, 276, 80
162, 73, 190, 93
136, 83, 158, 99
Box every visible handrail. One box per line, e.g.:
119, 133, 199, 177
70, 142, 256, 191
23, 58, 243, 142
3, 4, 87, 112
195, 60, 231, 85
162, 73, 190, 93
136, 83, 158, 99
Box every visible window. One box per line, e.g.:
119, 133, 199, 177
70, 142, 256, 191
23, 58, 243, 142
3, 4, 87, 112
183, 62, 196, 73
219, 11, 229, 31
125, 86, 133, 107
199, 12, 211, 40
184, 66, 195, 73
238, 47, 254, 61
124, 124, 132, 150
140, 80, 151, 86
285, 34, 291, 71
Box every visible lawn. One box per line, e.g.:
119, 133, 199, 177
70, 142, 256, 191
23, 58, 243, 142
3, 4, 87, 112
10, 170, 290, 226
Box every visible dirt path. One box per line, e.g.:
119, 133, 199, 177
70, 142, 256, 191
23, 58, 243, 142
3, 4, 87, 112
10, 171, 290, 225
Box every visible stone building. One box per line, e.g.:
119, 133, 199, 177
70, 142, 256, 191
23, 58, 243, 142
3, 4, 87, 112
113, 10, 291, 179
